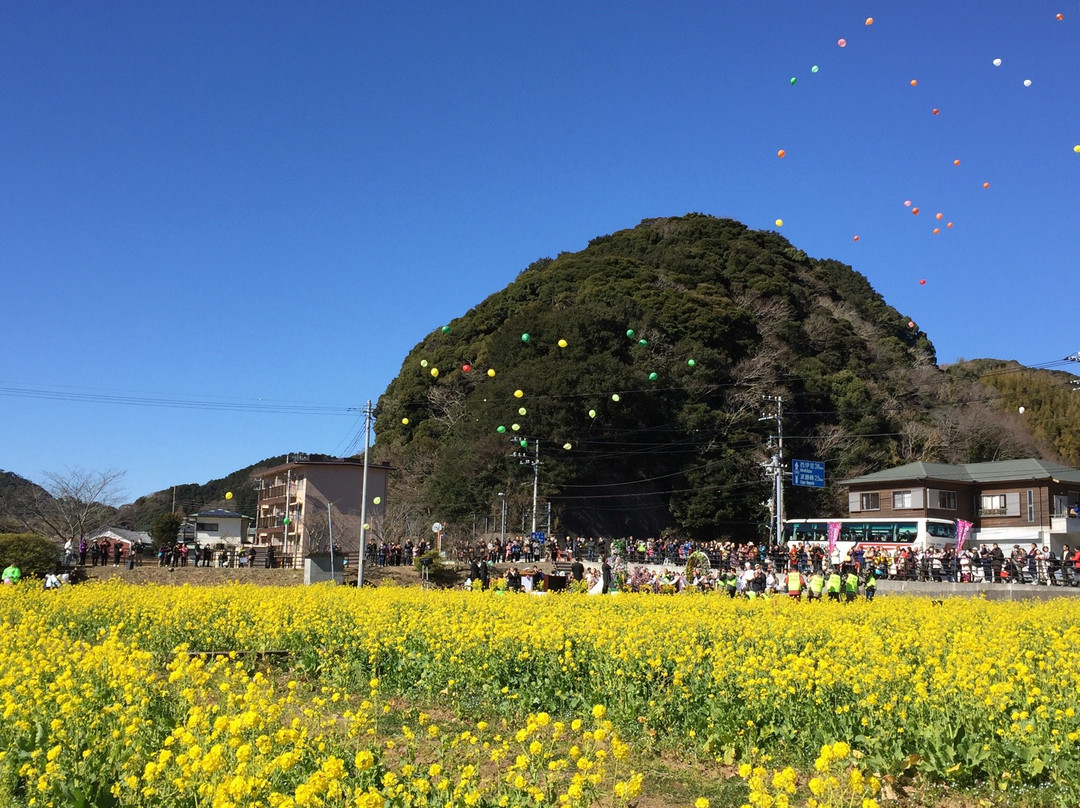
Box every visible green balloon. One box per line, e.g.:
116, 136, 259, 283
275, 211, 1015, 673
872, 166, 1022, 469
521, 333, 530, 342
520, 439, 528, 448
638, 339, 648, 347
497, 425, 506, 433
790, 76, 797, 85
811, 65, 819, 73
282, 517, 290, 525
441, 325, 451, 333
626, 329, 635, 338
648, 372, 658, 381
687, 359, 696, 367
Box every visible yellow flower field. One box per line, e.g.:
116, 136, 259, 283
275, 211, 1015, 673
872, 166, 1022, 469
1, 581, 1078, 806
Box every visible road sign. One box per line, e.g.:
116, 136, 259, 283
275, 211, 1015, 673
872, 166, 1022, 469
531, 531, 546, 544
791, 459, 825, 488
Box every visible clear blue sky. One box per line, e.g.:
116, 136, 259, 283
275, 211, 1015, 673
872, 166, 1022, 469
3, 1, 1078, 501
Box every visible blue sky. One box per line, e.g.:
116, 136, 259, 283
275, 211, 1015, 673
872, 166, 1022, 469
3, 1, 1078, 501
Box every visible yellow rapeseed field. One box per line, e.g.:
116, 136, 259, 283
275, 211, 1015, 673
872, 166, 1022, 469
1, 581, 1078, 807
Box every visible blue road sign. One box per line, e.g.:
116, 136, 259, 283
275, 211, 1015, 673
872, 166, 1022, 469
531, 531, 546, 543
791, 459, 826, 488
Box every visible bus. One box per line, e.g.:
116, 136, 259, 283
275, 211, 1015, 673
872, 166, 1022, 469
782, 517, 957, 560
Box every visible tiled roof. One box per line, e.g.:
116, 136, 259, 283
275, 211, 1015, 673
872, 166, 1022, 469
841, 458, 1080, 486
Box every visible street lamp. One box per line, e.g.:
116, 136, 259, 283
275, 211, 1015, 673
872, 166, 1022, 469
498, 492, 506, 545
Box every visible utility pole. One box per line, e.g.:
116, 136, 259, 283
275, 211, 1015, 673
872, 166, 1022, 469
498, 492, 506, 545
358, 400, 374, 588
327, 499, 336, 584
512, 439, 541, 536
760, 396, 785, 546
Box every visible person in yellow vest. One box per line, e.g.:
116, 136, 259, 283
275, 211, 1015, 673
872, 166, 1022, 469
843, 568, 860, 602
807, 570, 825, 601
864, 572, 877, 601
786, 568, 805, 600
826, 568, 842, 601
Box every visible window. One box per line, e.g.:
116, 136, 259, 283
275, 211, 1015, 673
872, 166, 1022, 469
859, 492, 880, 511
893, 490, 913, 509
1027, 490, 1034, 522
980, 494, 1006, 516
196, 522, 219, 532
936, 490, 956, 510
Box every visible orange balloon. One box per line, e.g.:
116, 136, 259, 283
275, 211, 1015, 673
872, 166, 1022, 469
910, 79, 918, 87
932, 108, 940, 115
947, 222, 953, 228
936, 212, 943, 220
853, 235, 860, 242
912, 207, 920, 215
865, 17, 874, 25
953, 159, 961, 166
982, 182, 990, 189
933, 228, 940, 234
1056, 12, 1064, 20
777, 149, 786, 158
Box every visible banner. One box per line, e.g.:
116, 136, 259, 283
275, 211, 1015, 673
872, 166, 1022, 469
827, 522, 841, 557
955, 519, 973, 551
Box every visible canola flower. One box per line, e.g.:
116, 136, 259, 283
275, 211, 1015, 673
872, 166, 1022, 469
1, 581, 1080, 804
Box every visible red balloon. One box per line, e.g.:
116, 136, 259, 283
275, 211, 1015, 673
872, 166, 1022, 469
919, 279, 927, 285
853, 235, 860, 242
462, 364, 471, 373
908, 321, 916, 328
912, 207, 920, 215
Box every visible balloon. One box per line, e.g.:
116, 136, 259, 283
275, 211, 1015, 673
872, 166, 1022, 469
933, 228, 940, 234
497, 425, 506, 433
1019, 406, 1026, 414
904, 200, 911, 207
865, 17, 873, 25
910, 79, 918, 87
283, 517, 291, 525
936, 212, 943, 220
402, 417, 409, 425
919, 279, 926, 285
1023, 79, 1032, 87
462, 364, 471, 372
520, 440, 528, 448
563, 443, 572, 450
993, 58, 1002, 66
420, 359, 429, 367
513, 389, 523, 398
373, 497, 382, 505
777, 149, 786, 158
521, 333, 530, 342
837, 38, 847, 47
1056, 13, 1064, 20
430, 368, 439, 377
953, 159, 960, 166
907, 321, 915, 328
947, 222, 953, 228
648, 372, 658, 381
512, 423, 520, 431
626, 329, 635, 338
611, 394, 620, 402
588, 409, 596, 418
811, 65, 819, 73
982, 182, 990, 189
363, 524, 370, 531
1074, 145, 1080, 153
558, 338, 568, 348
441, 325, 451, 333
638, 339, 648, 346
853, 235, 860, 242
687, 359, 696, 367
790, 77, 797, 85
912, 207, 920, 215
774, 218, 783, 227
518, 407, 527, 416
932, 108, 940, 115
487, 368, 496, 377
225, 492, 233, 500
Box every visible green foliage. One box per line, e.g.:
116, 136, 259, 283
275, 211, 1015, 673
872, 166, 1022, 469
149, 512, 183, 548
0, 533, 60, 578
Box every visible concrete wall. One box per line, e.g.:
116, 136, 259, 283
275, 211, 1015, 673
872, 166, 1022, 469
878, 579, 1080, 600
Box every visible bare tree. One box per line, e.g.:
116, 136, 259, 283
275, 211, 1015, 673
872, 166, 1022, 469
12, 468, 126, 544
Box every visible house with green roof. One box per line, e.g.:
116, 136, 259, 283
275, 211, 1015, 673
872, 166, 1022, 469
841, 459, 1080, 551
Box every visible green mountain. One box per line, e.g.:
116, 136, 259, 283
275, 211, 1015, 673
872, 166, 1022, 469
371, 214, 1057, 541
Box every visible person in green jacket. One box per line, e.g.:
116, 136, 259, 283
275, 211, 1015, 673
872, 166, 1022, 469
807, 571, 825, 601
2, 563, 21, 585
864, 572, 877, 601
826, 568, 842, 601
843, 568, 860, 602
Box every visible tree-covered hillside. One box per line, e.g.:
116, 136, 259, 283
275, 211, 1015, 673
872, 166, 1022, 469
372, 214, 978, 540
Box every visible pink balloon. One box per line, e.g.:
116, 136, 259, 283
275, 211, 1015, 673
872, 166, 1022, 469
837, 38, 847, 48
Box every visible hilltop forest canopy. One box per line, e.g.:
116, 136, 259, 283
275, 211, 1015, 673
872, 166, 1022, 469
372, 214, 1051, 542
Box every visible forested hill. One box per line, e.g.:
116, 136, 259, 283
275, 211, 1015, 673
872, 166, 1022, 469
372, 213, 1045, 541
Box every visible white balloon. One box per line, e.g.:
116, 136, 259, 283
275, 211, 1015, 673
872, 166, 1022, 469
1018, 406, 1026, 414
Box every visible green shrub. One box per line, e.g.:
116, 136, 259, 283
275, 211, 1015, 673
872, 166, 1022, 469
0, 533, 61, 579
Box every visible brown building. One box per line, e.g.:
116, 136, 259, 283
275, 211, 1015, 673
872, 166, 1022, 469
251, 458, 389, 562
841, 459, 1080, 551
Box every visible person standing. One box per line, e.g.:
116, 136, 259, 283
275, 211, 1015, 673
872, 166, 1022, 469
807, 570, 825, 601
826, 568, 842, 601
2, 563, 21, 585
601, 557, 613, 594
786, 568, 805, 601
78, 539, 88, 566
864, 572, 878, 601
63, 539, 74, 567
843, 567, 860, 602
570, 558, 585, 583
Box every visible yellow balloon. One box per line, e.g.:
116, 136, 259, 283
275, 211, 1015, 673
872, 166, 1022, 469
225, 492, 233, 500
774, 218, 783, 227
518, 407, 527, 416
487, 368, 496, 377
401, 417, 409, 425
430, 367, 439, 377
1074, 145, 1080, 153
612, 394, 621, 402
563, 442, 572, 450
512, 423, 521, 431
513, 389, 524, 398
558, 338, 568, 348
363, 523, 370, 531
373, 496, 382, 505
